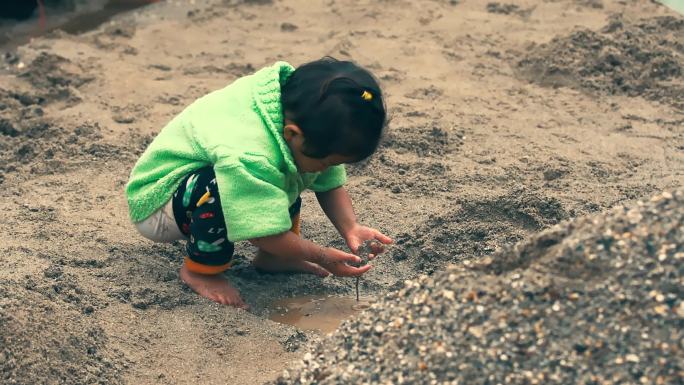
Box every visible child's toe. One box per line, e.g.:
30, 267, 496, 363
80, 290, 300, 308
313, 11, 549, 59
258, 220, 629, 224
230, 298, 248, 309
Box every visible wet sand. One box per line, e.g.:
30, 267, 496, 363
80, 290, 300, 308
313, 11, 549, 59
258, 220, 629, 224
268, 295, 374, 334
0, 0, 682, 384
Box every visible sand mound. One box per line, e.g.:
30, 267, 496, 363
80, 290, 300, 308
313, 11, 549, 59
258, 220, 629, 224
350, 122, 465, 197
0, 52, 147, 180
1, 277, 125, 385
517, 15, 684, 110
394, 188, 568, 274
272, 189, 683, 384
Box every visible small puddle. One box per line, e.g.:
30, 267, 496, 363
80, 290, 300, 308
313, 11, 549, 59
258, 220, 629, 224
50, 0, 158, 35
1, 0, 159, 51
268, 295, 374, 334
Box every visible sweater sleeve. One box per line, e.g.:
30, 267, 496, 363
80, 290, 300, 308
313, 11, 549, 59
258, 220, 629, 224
308, 165, 347, 192
214, 155, 292, 242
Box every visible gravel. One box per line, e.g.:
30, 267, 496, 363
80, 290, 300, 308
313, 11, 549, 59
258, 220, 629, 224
270, 189, 684, 385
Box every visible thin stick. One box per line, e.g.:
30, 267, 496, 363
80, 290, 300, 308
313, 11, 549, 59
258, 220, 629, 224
37, 0, 46, 30
354, 240, 375, 302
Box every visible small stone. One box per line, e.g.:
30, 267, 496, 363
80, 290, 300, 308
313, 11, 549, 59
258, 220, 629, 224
543, 169, 563, 181
442, 290, 455, 301
625, 354, 639, 363
675, 303, 684, 318
654, 305, 668, 315
281, 22, 298, 32
113, 114, 135, 124
468, 326, 483, 338
465, 291, 477, 302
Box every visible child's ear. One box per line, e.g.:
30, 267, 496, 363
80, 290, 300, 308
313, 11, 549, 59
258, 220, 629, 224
283, 123, 303, 143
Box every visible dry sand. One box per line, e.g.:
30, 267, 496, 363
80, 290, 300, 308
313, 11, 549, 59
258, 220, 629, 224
0, 0, 682, 384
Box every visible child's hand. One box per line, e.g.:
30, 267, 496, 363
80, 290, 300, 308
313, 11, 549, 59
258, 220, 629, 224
318, 247, 372, 277
344, 224, 393, 258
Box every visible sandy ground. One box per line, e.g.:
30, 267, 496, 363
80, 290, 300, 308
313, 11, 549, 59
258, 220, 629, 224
0, 0, 682, 384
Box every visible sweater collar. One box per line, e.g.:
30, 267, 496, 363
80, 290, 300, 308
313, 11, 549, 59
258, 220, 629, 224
252, 61, 297, 174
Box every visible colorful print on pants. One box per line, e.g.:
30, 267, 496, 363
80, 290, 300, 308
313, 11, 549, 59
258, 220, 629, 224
171, 166, 302, 273
172, 166, 233, 269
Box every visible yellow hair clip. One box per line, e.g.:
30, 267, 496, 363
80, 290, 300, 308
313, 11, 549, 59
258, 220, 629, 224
361, 90, 373, 101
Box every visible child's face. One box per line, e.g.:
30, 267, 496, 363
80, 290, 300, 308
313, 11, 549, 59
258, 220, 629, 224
283, 122, 355, 173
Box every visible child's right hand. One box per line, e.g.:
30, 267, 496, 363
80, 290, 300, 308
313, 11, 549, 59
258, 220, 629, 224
317, 247, 371, 277
249, 233, 370, 277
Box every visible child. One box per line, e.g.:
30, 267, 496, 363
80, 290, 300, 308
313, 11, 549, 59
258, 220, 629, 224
126, 57, 392, 309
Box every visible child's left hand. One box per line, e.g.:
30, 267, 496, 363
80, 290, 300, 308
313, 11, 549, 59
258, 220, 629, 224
344, 224, 393, 258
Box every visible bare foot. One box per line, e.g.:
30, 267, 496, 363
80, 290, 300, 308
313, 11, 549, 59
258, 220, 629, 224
179, 264, 249, 309
253, 250, 330, 277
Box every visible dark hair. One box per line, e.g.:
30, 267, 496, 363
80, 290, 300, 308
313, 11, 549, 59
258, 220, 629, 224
281, 57, 386, 161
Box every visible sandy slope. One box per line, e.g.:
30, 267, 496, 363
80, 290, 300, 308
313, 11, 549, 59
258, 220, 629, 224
0, 0, 682, 384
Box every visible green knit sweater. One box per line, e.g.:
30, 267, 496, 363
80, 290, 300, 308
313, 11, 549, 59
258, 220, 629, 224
125, 62, 346, 241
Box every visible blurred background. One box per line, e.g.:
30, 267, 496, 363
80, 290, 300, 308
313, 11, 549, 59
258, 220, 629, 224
0, 0, 159, 49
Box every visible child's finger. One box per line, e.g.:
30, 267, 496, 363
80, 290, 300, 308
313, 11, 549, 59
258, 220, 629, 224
370, 242, 385, 255
334, 264, 371, 277
324, 249, 363, 264
319, 247, 361, 265
374, 233, 393, 244
349, 239, 362, 254
301, 261, 331, 277
339, 251, 363, 265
